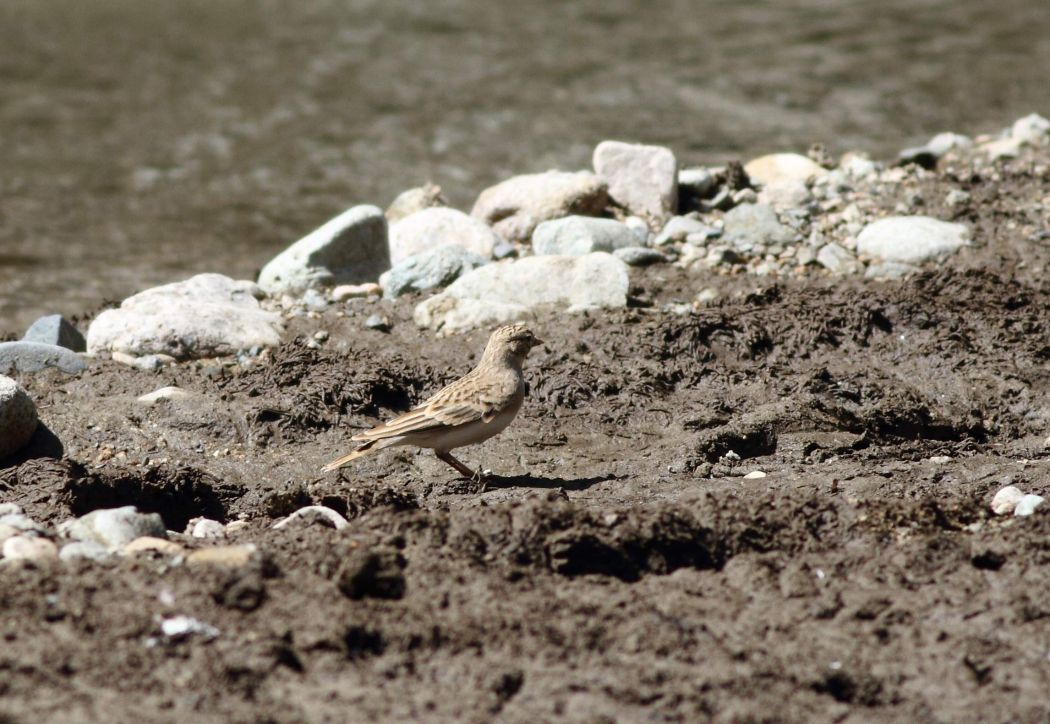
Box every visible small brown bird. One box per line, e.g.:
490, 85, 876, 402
322, 324, 543, 479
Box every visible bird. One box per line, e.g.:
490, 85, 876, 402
322, 324, 543, 480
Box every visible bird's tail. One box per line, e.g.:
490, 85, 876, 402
321, 440, 377, 472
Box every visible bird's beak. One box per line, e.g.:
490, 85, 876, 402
531, 337, 544, 347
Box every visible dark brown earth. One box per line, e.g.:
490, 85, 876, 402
3, 151, 1050, 722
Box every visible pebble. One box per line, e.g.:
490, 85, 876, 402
695, 288, 719, 305
898, 132, 972, 167
990, 485, 1026, 515
532, 216, 639, 256
0, 375, 37, 459
123, 536, 185, 556
928, 455, 951, 464
137, 386, 192, 405
59, 541, 113, 563
0, 513, 44, 533
816, 243, 862, 275
593, 140, 678, 222
111, 352, 174, 371
744, 153, 827, 186
0, 524, 19, 547
0, 503, 22, 516
678, 167, 717, 198
743, 470, 767, 479
225, 520, 250, 534
385, 183, 446, 223
1014, 494, 1046, 517
1011, 113, 1050, 145
87, 274, 281, 360
722, 203, 797, 254
65, 506, 168, 549
22, 314, 86, 352
945, 189, 971, 207
272, 505, 351, 531
491, 240, 518, 260
364, 314, 392, 332
758, 179, 811, 208
2, 535, 58, 562
414, 253, 630, 333
302, 288, 329, 311
856, 216, 970, 263
654, 215, 717, 246
471, 170, 608, 242
257, 205, 389, 295
613, 246, 666, 266
0, 341, 86, 375
380, 244, 489, 298
623, 216, 651, 243
160, 615, 220, 641
388, 207, 500, 266
189, 518, 227, 539
186, 544, 258, 569
331, 283, 382, 302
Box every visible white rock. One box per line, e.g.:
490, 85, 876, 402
123, 536, 184, 556
1011, 113, 1050, 145
1014, 494, 1046, 517
472, 170, 608, 242
928, 455, 951, 464
0, 375, 37, 459
593, 140, 677, 222
839, 153, 879, 178
331, 283, 381, 301
864, 261, 920, 280
0, 503, 22, 516
66, 506, 167, 549
389, 207, 500, 266
137, 386, 192, 405
415, 253, 630, 333
161, 615, 220, 640
982, 137, 1022, 160
758, 179, 811, 208
272, 505, 350, 531
258, 205, 388, 294
991, 485, 1026, 515
0, 524, 18, 547
856, 216, 970, 263
678, 167, 717, 196
2, 535, 58, 562
532, 216, 638, 256
59, 541, 113, 563
190, 518, 227, 539
899, 133, 972, 164
0, 513, 43, 533
87, 274, 282, 360
744, 153, 827, 186
743, 471, 767, 479
380, 244, 490, 298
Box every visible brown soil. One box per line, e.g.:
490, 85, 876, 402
3, 152, 1050, 722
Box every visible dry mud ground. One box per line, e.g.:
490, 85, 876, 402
4, 158, 1050, 722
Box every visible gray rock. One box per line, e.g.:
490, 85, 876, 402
492, 241, 518, 260
258, 205, 388, 295
744, 154, 827, 186
65, 506, 167, 549
654, 216, 718, 246
1014, 494, 1046, 517
380, 245, 489, 298
302, 288, 329, 311
389, 207, 500, 266
364, 314, 391, 332
722, 203, 798, 253
0, 341, 86, 375
189, 518, 226, 539
415, 253, 630, 333
87, 274, 282, 360
22, 315, 86, 352
593, 141, 677, 222
816, 243, 862, 275
614, 246, 667, 266
757, 180, 811, 208
532, 216, 638, 256
0, 375, 37, 459
856, 216, 970, 263
864, 261, 920, 280
59, 540, 113, 563
385, 183, 446, 223
471, 170, 608, 242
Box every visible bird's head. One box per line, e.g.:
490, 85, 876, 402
483, 324, 543, 366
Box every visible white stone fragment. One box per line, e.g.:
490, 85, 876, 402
990, 485, 1026, 515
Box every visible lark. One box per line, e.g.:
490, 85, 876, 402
322, 324, 543, 480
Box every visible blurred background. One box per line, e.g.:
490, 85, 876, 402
2, 0, 1049, 332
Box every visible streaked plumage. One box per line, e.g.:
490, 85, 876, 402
322, 324, 542, 479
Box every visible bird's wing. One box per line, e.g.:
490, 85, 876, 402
351, 373, 515, 442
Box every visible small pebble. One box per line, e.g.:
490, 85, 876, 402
331, 283, 382, 302
313, 330, 329, 342
137, 386, 192, 405
1014, 494, 1046, 517
743, 470, 767, 479
161, 615, 220, 640
186, 544, 258, 568
0, 503, 23, 516
491, 241, 518, 260
929, 455, 951, 464
59, 541, 112, 563
991, 485, 1026, 515
273, 505, 350, 532
189, 518, 227, 539
123, 536, 185, 556
302, 288, 329, 311
365, 314, 392, 332
2, 535, 58, 562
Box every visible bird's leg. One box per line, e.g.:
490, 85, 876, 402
436, 451, 481, 480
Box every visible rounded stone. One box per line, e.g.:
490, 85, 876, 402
0, 376, 38, 459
